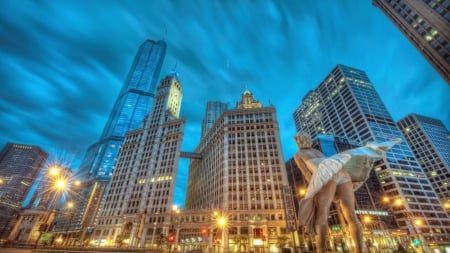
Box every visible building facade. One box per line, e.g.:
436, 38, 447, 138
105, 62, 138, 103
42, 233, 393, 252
201, 101, 228, 139
79, 39, 167, 180
293, 64, 450, 248
397, 113, 450, 214
0, 143, 48, 240
185, 89, 292, 253
74, 39, 167, 241
373, 0, 450, 84
91, 71, 185, 248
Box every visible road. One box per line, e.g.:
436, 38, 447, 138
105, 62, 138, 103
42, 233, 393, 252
0, 248, 33, 253
0, 247, 162, 253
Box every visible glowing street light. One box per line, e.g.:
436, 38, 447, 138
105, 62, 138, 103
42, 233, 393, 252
217, 217, 227, 228
54, 178, 67, 191
298, 187, 306, 198
381, 196, 431, 253
363, 215, 372, 224
73, 180, 81, 187
33, 164, 72, 248
48, 165, 61, 177
212, 211, 230, 253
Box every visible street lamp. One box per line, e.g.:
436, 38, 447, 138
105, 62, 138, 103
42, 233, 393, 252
168, 205, 180, 253
33, 164, 69, 248
212, 210, 229, 253
62, 201, 75, 246
298, 187, 306, 198
381, 196, 431, 253
362, 215, 372, 229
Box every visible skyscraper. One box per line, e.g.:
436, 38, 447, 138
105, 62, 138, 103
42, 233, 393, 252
79, 39, 167, 180
397, 113, 450, 213
200, 101, 228, 139
74, 40, 167, 241
185, 89, 291, 252
91, 71, 185, 247
293, 64, 450, 245
373, 0, 450, 84
0, 143, 48, 239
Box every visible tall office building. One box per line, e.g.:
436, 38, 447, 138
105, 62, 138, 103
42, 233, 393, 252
79, 39, 167, 180
293, 65, 450, 245
0, 143, 48, 239
185, 89, 291, 252
200, 101, 228, 139
373, 0, 450, 84
74, 40, 166, 240
91, 71, 185, 247
397, 114, 450, 213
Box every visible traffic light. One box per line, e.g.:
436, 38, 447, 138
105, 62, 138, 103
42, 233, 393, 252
412, 238, 421, 246
201, 228, 208, 236
168, 234, 175, 243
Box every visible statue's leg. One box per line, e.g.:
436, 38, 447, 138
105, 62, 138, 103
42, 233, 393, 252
336, 182, 365, 253
315, 181, 336, 253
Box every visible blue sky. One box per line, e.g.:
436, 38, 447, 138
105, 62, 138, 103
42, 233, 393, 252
1, 0, 449, 207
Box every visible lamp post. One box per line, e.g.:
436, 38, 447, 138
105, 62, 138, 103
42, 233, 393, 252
33, 165, 69, 248
382, 196, 431, 253
168, 205, 180, 253
211, 210, 229, 253
62, 201, 75, 246
297, 186, 307, 253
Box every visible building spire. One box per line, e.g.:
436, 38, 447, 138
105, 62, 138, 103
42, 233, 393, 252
168, 62, 179, 78
237, 86, 262, 109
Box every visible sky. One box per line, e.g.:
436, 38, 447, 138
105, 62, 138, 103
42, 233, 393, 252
1, 0, 449, 207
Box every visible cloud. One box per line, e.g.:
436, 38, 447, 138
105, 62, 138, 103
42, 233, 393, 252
0, 0, 448, 207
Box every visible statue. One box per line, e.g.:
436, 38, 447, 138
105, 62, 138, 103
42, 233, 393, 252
293, 131, 401, 253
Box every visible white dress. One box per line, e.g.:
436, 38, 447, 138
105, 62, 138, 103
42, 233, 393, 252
296, 138, 402, 227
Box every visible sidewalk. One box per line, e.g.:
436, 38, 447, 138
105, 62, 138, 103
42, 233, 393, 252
0, 248, 33, 253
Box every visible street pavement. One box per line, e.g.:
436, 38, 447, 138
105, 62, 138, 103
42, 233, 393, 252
0, 247, 160, 253
0, 248, 33, 253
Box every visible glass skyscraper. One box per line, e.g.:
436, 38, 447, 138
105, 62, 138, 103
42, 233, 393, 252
74, 39, 166, 244
79, 39, 167, 180
293, 64, 450, 246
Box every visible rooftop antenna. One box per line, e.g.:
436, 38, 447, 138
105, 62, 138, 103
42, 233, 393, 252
169, 62, 178, 77
173, 61, 178, 71
163, 27, 168, 40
